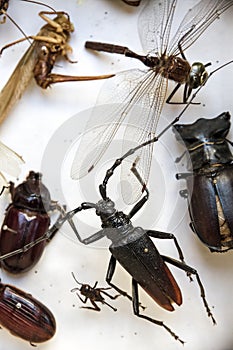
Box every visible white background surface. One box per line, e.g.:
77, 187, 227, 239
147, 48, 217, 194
0, 0, 233, 349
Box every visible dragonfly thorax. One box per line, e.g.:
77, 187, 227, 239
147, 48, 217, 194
159, 54, 191, 84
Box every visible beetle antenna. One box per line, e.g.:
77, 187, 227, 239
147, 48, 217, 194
208, 60, 233, 77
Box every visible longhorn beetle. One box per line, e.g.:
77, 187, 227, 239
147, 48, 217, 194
0, 143, 216, 344
64, 143, 216, 344
0, 77, 224, 342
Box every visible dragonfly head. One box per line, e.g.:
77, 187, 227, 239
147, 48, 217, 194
188, 62, 210, 89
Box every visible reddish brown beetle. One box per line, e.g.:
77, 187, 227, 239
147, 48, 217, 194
0, 281, 56, 343
0, 171, 65, 274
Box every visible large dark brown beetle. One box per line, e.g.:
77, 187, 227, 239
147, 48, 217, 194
0, 171, 65, 274
173, 111, 233, 252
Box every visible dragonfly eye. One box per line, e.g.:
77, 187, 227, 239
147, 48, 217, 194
200, 71, 209, 85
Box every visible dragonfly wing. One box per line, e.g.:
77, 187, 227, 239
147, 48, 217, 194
169, 0, 233, 55
0, 141, 24, 178
0, 43, 36, 124
70, 110, 123, 179
71, 69, 152, 180
120, 72, 168, 204
138, 0, 177, 55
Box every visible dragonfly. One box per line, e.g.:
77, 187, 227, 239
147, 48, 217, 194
71, 0, 233, 204
0, 10, 114, 125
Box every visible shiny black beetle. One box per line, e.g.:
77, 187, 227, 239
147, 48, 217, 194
0, 171, 65, 274
173, 111, 233, 252
0, 113, 216, 342
0, 141, 216, 343
37, 141, 215, 344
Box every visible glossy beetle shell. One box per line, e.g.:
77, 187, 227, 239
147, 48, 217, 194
0, 282, 56, 343
184, 166, 233, 251
173, 112, 233, 252
110, 231, 182, 311
0, 171, 52, 273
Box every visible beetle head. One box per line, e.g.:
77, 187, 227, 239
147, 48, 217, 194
13, 171, 52, 212
173, 112, 231, 148
96, 199, 116, 218
26, 171, 42, 190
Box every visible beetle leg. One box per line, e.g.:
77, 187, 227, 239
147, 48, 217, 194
101, 299, 118, 312
29, 342, 37, 347
105, 255, 145, 310
146, 230, 186, 263
46, 203, 79, 245
78, 298, 101, 312
81, 300, 101, 312
0, 203, 102, 261
44, 214, 64, 243
176, 172, 192, 180
161, 255, 216, 325
97, 292, 118, 312
0, 184, 10, 196
75, 293, 87, 305
128, 190, 149, 218
106, 255, 133, 302
101, 289, 120, 300
131, 279, 184, 344
45, 204, 67, 242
